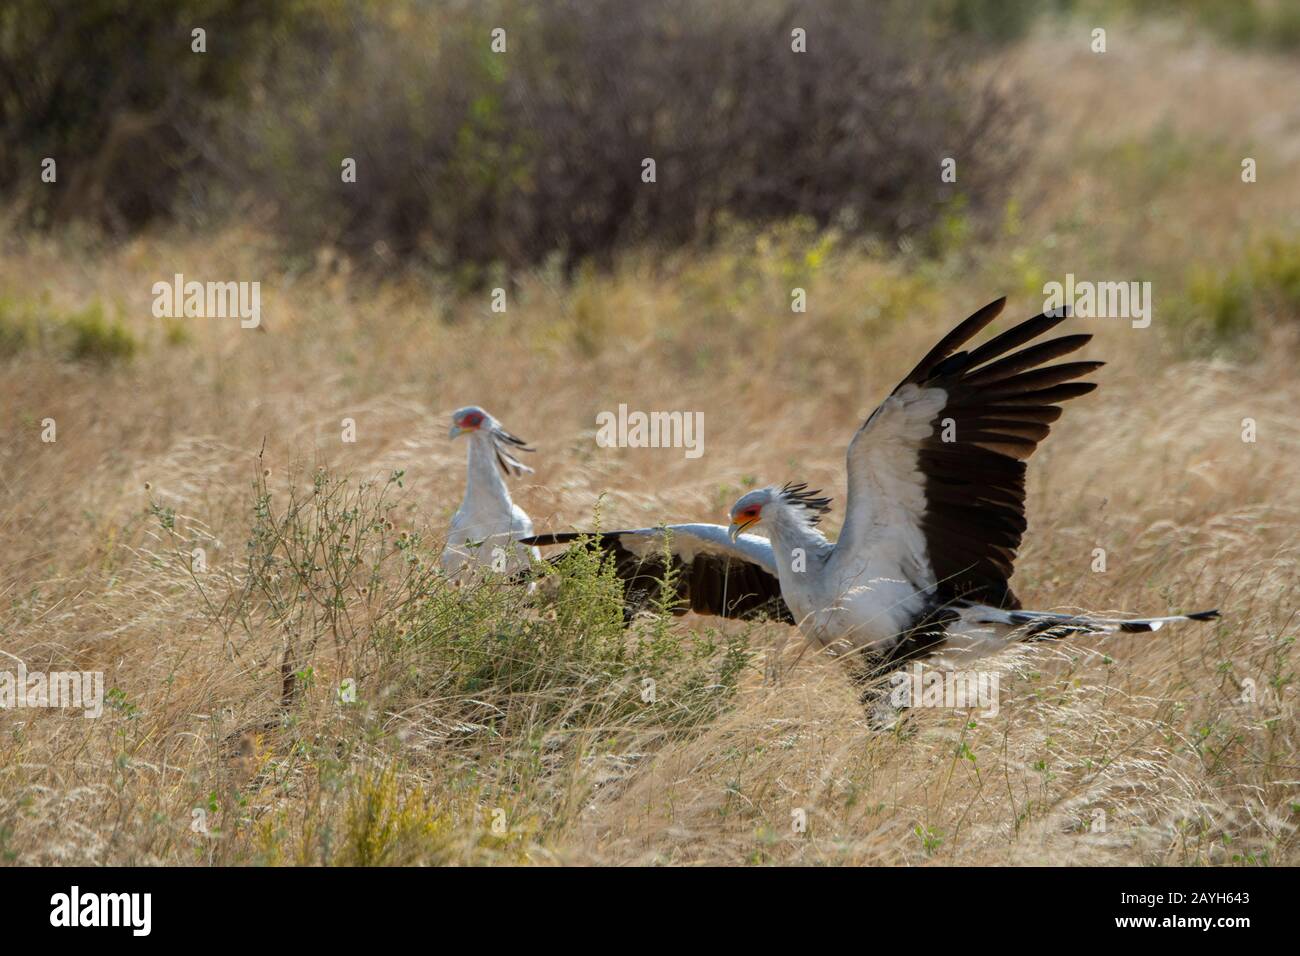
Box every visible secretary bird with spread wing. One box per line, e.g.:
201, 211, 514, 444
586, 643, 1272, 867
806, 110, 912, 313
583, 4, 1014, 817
440, 406, 540, 577
523, 298, 1218, 688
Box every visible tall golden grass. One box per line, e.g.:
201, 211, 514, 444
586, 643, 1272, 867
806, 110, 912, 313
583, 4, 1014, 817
1, 22, 1297, 865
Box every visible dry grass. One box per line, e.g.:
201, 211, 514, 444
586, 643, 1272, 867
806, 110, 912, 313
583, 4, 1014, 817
1, 20, 1298, 866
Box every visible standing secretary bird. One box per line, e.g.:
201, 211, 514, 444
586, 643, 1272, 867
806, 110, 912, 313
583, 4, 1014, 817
440, 406, 540, 578
523, 298, 1218, 703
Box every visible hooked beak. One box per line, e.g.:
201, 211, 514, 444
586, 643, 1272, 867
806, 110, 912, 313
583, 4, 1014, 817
449, 422, 475, 439
728, 517, 758, 541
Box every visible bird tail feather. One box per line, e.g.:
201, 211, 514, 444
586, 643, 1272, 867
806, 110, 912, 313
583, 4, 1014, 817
990, 606, 1220, 637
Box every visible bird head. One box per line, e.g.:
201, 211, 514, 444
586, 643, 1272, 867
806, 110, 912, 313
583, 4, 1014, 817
728, 482, 832, 540
449, 405, 491, 439
727, 488, 775, 540
449, 406, 535, 476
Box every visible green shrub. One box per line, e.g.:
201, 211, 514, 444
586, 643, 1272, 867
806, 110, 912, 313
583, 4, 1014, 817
1176, 234, 1300, 350
0, 298, 39, 357
334, 768, 452, 867
382, 529, 754, 740
65, 302, 137, 362
1249, 234, 1300, 311
219, 465, 754, 753
200, 464, 755, 848
0, 296, 136, 363
1185, 268, 1254, 345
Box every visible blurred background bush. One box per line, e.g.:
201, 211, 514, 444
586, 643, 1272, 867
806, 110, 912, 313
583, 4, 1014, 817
3, 0, 1295, 280
2, 0, 1028, 279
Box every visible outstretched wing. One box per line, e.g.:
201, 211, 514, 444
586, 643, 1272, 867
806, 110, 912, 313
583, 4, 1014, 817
836, 298, 1101, 608
521, 523, 793, 623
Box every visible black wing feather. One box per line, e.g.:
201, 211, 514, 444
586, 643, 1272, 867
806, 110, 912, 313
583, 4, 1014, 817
898, 301, 1102, 607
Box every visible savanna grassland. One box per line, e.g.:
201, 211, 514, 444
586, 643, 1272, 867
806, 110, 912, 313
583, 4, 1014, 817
2, 13, 1299, 866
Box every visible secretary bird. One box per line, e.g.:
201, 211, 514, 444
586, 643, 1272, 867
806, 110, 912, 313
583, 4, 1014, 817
522, 298, 1218, 700
440, 406, 540, 577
